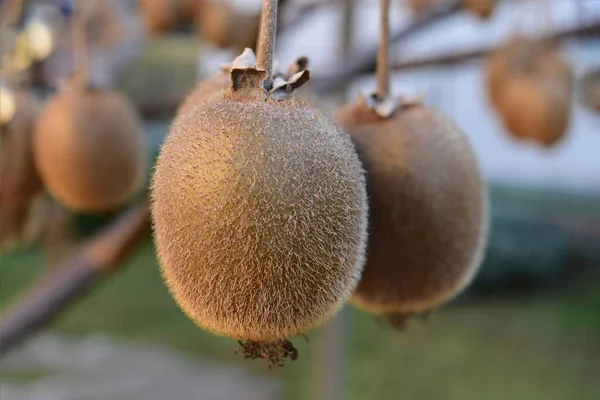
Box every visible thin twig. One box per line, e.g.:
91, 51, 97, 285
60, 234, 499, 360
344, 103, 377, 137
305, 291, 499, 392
311, 0, 463, 92
376, 0, 391, 98
0, 203, 151, 357
390, 19, 600, 71
256, 0, 278, 83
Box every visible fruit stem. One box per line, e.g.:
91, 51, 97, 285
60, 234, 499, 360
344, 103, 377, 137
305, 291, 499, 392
256, 0, 278, 88
376, 0, 391, 99
73, 0, 89, 88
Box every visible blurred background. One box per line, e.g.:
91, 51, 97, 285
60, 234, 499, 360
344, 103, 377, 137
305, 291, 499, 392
1, 0, 599, 399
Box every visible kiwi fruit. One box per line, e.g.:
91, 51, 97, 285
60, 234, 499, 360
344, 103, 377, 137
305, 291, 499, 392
139, 0, 185, 34
336, 98, 487, 322
463, 0, 494, 19
578, 68, 600, 113
487, 37, 573, 146
33, 86, 146, 213
151, 50, 368, 362
195, 1, 259, 50
0, 86, 43, 249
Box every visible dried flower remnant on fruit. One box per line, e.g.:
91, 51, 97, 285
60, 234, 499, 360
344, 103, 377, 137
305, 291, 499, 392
236, 340, 298, 369
151, 48, 368, 366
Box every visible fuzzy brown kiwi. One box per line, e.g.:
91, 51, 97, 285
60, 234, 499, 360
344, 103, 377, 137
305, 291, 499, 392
336, 0, 487, 324
336, 100, 487, 319
490, 38, 572, 146
33, 87, 146, 213
0, 88, 43, 249
195, 1, 259, 50
151, 49, 368, 361
463, 0, 494, 19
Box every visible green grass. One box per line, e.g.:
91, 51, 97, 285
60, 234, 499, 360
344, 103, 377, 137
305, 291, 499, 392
1, 242, 599, 400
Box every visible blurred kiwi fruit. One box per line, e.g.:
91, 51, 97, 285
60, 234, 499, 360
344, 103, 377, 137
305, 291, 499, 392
151, 50, 367, 361
195, 1, 259, 50
486, 37, 573, 147
463, 0, 494, 19
0, 86, 43, 249
33, 85, 146, 213
336, 99, 487, 324
139, 0, 202, 34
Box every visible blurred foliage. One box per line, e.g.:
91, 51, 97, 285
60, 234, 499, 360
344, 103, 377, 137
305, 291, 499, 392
2, 210, 600, 399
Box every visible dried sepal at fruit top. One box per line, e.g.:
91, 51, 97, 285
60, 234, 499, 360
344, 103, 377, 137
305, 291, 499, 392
0, 83, 43, 250
486, 36, 573, 147
176, 50, 311, 118
151, 47, 368, 367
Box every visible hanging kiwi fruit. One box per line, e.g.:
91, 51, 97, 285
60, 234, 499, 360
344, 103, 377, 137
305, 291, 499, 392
195, 1, 260, 50
336, 0, 488, 328
486, 36, 573, 147
151, 0, 368, 367
33, 1, 146, 214
0, 82, 43, 249
578, 68, 600, 114
139, 0, 202, 34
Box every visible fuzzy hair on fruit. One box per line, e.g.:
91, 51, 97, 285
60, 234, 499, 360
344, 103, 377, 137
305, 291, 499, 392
152, 92, 368, 342
337, 101, 488, 315
33, 89, 146, 213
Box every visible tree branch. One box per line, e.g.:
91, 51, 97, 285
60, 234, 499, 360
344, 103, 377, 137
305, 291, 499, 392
389, 20, 600, 72
310, 0, 463, 93
0, 203, 151, 357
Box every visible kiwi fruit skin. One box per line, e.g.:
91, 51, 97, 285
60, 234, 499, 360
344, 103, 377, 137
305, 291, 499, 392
0, 90, 43, 247
33, 89, 146, 213
336, 102, 488, 315
176, 72, 229, 118
152, 93, 368, 342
